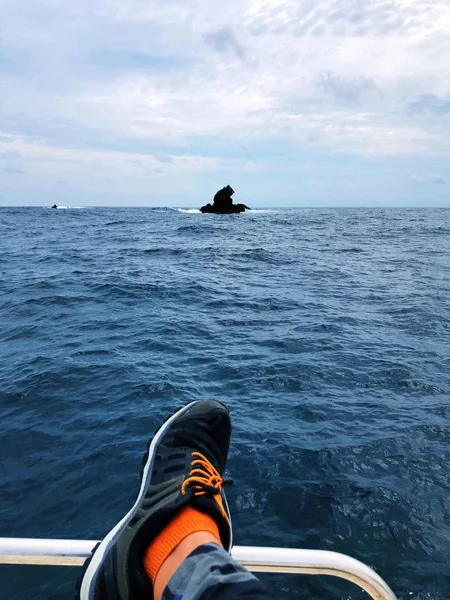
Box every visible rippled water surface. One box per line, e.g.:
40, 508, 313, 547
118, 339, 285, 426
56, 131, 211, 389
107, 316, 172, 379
1, 206, 449, 599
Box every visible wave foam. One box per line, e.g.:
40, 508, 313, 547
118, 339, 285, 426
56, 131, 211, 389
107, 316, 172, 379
177, 208, 273, 214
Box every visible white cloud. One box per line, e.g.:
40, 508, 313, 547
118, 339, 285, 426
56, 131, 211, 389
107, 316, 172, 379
1, 0, 450, 204
411, 173, 447, 185
0, 150, 25, 174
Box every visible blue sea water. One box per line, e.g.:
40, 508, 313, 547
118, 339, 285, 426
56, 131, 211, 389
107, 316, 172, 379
0, 206, 449, 600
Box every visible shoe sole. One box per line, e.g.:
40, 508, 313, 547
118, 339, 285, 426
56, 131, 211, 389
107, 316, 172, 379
79, 400, 203, 600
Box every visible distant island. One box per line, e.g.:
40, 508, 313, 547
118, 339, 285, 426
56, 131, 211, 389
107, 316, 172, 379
200, 186, 250, 214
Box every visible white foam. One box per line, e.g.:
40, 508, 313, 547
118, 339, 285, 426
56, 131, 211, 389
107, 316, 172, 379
177, 208, 274, 214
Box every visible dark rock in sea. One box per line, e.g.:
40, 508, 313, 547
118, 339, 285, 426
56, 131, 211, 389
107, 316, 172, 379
51, 204, 58, 209
200, 202, 250, 214
200, 185, 250, 214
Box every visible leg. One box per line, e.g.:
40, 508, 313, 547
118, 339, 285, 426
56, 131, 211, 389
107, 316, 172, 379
79, 400, 277, 600
158, 542, 277, 600
153, 533, 220, 600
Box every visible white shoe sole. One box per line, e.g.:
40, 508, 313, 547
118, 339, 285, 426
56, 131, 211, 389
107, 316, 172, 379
79, 400, 202, 600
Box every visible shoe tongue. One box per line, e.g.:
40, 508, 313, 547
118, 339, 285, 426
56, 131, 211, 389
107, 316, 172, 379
174, 432, 224, 472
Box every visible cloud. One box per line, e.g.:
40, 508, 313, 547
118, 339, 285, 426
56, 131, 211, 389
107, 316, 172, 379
1, 0, 450, 204
203, 27, 247, 62
90, 51, 195, 73
411, 173, 447, 185
153, 152, 174, 164
408, 95, 450, 115
0, 151, 25, 174
316, 70, 379, 105
306, 130, 320, 143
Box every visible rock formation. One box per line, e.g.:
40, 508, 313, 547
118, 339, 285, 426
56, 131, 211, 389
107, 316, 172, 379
200, 186, 250, 214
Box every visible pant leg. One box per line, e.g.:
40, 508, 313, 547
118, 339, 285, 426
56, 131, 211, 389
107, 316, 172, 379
162, 543, 278, 600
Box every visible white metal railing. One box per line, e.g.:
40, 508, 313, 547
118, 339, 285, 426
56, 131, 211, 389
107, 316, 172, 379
0, 538, 396, 600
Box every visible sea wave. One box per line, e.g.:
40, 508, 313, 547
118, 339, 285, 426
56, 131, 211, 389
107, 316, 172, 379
1, 206, 449, 600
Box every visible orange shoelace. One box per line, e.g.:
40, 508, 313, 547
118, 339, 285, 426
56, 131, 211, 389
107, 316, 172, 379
181, 451, 230, 526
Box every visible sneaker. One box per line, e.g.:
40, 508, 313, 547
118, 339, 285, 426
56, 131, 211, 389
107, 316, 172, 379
79, 399, 232, 600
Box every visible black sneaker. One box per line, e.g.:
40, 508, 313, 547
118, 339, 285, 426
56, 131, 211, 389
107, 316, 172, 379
79, 399, 232, 600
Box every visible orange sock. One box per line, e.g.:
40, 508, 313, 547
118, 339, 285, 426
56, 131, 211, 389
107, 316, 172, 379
143, 506, 222, 583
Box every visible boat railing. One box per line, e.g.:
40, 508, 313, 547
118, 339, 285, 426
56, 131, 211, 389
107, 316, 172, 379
0, 538, 397, 600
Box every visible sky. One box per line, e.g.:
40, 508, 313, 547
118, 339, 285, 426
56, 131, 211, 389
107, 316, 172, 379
1, 0, 450, 207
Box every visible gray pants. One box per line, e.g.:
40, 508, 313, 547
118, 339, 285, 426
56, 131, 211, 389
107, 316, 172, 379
163, 543, 277, 600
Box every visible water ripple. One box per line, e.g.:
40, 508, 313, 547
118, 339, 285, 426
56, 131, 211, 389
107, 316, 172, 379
0, 207, 449, 599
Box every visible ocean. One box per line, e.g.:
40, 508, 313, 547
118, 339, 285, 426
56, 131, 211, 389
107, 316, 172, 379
1, 206, 449, 600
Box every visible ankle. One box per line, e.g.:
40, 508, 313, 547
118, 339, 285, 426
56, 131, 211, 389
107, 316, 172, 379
153, 532, 221, 600
143, 506, 222, 599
